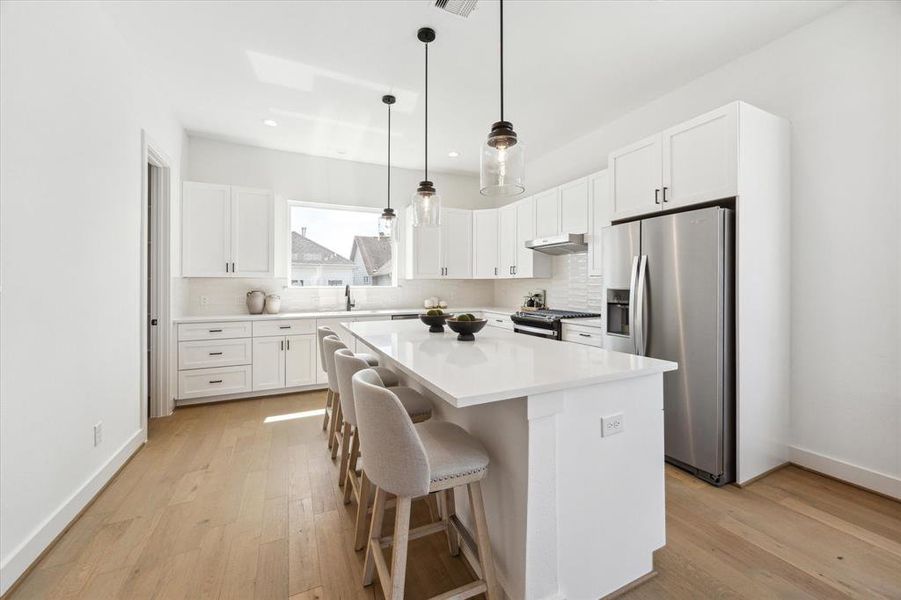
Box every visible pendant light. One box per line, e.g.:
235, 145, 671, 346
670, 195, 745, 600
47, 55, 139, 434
378, 94, 396, 238
480, 0, 524, 197
411, 27, 441, 227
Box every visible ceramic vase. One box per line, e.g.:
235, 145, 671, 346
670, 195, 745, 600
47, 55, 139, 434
246, 290, 265, 314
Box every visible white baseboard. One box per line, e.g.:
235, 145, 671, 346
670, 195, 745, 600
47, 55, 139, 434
789, 446, 901, 500
0, 429, 145, 595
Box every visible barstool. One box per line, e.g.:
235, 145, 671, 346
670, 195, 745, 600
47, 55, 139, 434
317, 326, 377, 444
322, 335, 399, 460
333, 349, 433, 548
352, 369, 500, 600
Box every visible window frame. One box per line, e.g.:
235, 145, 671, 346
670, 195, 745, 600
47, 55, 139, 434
285, 200, 398, 289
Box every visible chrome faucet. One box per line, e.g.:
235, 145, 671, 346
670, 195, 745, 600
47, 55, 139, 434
345, 284, 355, 311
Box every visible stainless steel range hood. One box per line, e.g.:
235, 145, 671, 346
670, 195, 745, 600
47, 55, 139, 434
525, 233, 588, 255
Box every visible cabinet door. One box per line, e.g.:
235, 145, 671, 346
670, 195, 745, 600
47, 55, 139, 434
182, 182, 231, 277
252, 336, 285, 391
472, 209, 499, 279
441, 208, 472, 278
588, 170, 611, 277
406, 207, 442, 279
559, 177, 589, 234
609, 134, 662, 221
533, 189, 560, 238
285, 334, 316, 387
231, 187, 274, 277
497, 203, 517, 279
662, 104, 738, 209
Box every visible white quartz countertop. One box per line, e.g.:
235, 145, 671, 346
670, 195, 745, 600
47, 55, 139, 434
172, 307, 516, 324
345, 320, 677, 407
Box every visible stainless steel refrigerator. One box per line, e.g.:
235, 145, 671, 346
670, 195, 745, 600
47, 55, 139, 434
602, 206, 735, 485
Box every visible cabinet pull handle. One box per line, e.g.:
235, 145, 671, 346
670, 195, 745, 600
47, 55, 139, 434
496, 319, 503, 323
579, 333, 591, 338
279, 325, 291, 329
225, 262, 229, 272
209, 351, 223, 356
494, 267, 498, 276
209, 379, 223, 384
208, 329, 223, 333
231, 262, 235, 272
280, 340, 284, 351
286, 339, 291, 351
654, 189, 661, 204
662, 186, 669, 203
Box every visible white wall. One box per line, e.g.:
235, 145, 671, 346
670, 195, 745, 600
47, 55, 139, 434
180, 137, 495, 315
499, 1, 901, 493
0, 2, 184, 592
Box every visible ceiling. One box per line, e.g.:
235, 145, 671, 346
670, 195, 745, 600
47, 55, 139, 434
103, 0, 843, 175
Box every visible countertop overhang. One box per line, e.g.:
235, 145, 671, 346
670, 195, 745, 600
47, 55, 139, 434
172, 307, 514, 324
345, 320, 677, 407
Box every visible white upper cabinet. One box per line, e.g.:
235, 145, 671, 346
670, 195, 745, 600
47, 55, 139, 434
182, 182, 274, 277
661, 103, 738, 209
515, 196, 552, 279
442, 208, 473, 279
533, 189, 560, 238
588, 170, 611, 277
406, 208, 443, 279
182, 182, 231, 276
497, 203, 517, 279
231, 187, 274, 277
609, 134, 663, 221
472, 208, 499, 279
559, 177, 590, 234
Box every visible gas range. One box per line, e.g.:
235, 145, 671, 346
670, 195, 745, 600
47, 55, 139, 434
510, 309, 601, 340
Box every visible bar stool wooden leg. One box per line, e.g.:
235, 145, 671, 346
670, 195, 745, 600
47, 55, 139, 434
437, 489, 460, 556
322, 389, 332, 431
338, 422, 352, 486
329, 401, 342, 459
362, 486, 388, 586
389, 496, 412, 600
343, 430, 360, 504
354, 471, 372, 551
468, 481, 500, 599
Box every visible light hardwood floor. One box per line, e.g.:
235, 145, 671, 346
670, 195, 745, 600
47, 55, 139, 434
6, 391, 900, 599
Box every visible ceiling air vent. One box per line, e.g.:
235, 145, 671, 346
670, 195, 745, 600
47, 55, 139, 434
434, 0, 478, 18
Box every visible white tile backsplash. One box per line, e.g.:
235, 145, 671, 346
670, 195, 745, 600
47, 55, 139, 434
494, 254, 603, 312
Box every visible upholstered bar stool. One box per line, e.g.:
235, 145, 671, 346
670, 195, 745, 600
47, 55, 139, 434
333, 350, 433, 546
322, 335, 400, 460
352, 369, 500, 600
317, 326, 377, 444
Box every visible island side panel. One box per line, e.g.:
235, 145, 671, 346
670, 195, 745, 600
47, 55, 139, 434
416, 389, 531, 600
553, 374, 666, 599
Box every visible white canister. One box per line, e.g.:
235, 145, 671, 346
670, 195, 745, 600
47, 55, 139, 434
264, 294, 281, 314
246, 290, 265, 314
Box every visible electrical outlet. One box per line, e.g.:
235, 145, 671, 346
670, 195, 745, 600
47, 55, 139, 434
199, 295, 209, 306
93, 421, 103, 447
601, 413, 624, 437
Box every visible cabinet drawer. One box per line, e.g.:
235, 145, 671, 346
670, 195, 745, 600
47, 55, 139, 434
562, 325, 603, 347
253, 319, 316, 337
484, 312, 513, 331
178, 365, 252, 399
178, 321, 252, 341
178, 338, 252, 370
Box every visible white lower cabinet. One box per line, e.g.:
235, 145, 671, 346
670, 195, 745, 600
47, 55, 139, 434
178, 365, 252, 399
252, 336, 286, 391
561, 323, 603, 348
285, 334, 316, 387
484, 311, 514, 331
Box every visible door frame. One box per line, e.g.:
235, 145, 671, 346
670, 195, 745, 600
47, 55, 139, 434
140, 130, 173, 436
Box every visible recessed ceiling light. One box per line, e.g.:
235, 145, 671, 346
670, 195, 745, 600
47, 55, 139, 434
448, 151, 460, 158
263, 119, 278, 127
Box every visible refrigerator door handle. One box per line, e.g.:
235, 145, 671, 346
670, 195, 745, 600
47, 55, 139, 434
628, 256, 640, 354
634, 255, 649, 356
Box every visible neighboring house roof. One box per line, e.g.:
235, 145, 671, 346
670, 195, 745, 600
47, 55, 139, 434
350, 236, 393, 276
291, 231, 354, 266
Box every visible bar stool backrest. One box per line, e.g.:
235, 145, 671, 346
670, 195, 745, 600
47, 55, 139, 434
322, 335, 347, 394
333, 348, 375, 427
316, 326, 336, 372
352, 369, 430, 497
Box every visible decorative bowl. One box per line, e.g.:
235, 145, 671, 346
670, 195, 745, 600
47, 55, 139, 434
420, 313, 450, 333
446, 318, 488, 341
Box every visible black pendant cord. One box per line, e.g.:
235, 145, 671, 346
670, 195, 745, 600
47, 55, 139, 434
499, 0, 504, 122
387, 102, 391, 209
424, 41, 429, 182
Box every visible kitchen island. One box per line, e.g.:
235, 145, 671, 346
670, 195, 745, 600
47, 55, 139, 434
344, 320, 677, 600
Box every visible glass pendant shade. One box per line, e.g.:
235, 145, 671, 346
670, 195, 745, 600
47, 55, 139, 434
480, 121, 524, 197
378, 207, 396, 238
411, 181, 441, 227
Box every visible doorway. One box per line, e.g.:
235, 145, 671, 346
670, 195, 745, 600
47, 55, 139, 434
141, 132, 172, 436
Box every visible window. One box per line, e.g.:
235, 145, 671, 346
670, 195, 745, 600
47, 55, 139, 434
289, 203, 394, 287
